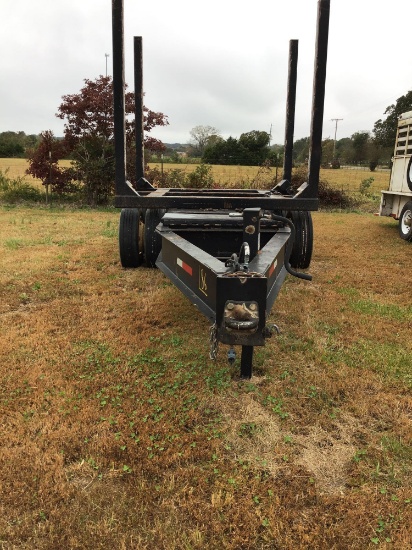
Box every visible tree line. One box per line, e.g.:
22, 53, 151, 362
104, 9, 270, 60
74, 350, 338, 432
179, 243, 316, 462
178, 92, 412, 168
0, 131, 39, 158
184, 129, 389, 170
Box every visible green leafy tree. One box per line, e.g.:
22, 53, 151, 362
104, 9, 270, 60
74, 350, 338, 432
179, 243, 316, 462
321, 138, 335, 166
334, 137, 352, 163
351, 131, 370, 164
0, 131, 39, 158
203, 136, 239, 164
292, 137, 310, 164
202, 130, 270, 165
373, 91, 412, 148
238, 131, 270, 165
0, 136, 24, 157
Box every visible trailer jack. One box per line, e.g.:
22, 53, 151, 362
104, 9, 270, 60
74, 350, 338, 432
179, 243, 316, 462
225, 242, 251, 273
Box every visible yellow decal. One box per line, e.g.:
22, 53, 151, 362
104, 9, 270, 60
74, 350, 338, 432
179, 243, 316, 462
199, 268, 208, 296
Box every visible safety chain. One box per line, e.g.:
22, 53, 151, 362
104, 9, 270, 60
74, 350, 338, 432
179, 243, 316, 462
209, 322, 219, 360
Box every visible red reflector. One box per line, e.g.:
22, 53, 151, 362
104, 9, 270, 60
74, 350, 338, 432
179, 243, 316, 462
268, 259, 277, 277
177, 257, 193, 276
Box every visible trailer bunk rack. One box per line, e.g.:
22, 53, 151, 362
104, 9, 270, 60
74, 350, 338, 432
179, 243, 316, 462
111, 0, 330, 378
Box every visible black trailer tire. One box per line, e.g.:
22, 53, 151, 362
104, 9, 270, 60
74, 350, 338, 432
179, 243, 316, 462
144, 208, 166, 267
286, 211, 314, 269
406, 157, 412, 191
399, 201, 412, 241
119, 208, 143, 267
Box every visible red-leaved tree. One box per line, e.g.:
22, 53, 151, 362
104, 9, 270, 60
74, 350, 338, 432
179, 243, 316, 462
57, 76, 167, 150
26, 131, 77, 196
28, 76, 168, 204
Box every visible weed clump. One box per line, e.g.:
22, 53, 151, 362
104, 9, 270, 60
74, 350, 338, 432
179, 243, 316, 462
291, 166, 354, 209
234, 160, 276, 189
0, 169, 42, 203
359, 176, 374, 196
145, 163, 214, 189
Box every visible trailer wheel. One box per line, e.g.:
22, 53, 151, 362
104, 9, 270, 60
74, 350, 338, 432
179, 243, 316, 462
144, 208, 166, 267
119, 208, 143, 267
399, 201, 412, 241
286, 211, 313, 269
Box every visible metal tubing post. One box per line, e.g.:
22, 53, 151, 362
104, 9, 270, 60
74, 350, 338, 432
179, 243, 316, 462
307, 0, 330, 196
243, 208, 261, 262
134, 37, 145, 180
283, 39, 298, 183
240, 346, 254, 379
243, 208, 261, 261
112, 0, 128, 195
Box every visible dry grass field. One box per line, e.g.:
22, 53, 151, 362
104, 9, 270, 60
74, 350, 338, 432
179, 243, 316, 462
0, 159, 72, 188
0, 158, 390, 196
148, 163, 390, 195
0, 202, 411, 549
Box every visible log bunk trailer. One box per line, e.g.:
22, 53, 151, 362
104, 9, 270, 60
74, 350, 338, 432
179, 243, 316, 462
111, 0, 330, 379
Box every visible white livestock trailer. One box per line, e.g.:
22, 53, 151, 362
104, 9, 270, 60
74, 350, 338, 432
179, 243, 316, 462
379, 111, 412, 241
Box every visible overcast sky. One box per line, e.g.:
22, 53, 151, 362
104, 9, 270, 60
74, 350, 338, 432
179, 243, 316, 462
1, 0, 411, 146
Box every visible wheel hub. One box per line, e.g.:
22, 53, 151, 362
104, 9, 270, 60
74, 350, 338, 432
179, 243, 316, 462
401, 209, 412, 234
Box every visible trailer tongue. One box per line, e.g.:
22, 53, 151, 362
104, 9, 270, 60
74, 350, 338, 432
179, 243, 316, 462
111, 0, 331, 378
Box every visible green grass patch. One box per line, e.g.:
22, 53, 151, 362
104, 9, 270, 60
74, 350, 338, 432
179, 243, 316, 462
324, 339, 412, 387
349, 298, 412, 322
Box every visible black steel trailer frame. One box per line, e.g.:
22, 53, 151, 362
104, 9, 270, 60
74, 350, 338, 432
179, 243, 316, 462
111, 0, 330, 378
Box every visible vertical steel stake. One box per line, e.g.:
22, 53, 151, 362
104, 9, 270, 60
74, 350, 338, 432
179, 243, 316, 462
112, 0, 128, 195
283, 39, 299, 183
307, 0, 330, 195
134, 36, 145, 181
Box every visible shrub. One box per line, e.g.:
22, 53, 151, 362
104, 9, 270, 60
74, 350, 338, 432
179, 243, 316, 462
249, 160, 275, 189
318, 179, 354, 208
185, 164, 214, 189
290, 166, 354, 209
145, 164, 214, 189
0, 169, 42, 202
144, 166, 187, 187
359, 177, 374, 196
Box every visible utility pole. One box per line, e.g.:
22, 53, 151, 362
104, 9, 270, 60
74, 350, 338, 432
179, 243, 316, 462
331, 118, 343, 159
105, 53, 110, 77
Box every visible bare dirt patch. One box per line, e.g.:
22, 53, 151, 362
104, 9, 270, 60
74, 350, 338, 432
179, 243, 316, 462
294, 414, 358, 495
212, 388, 284, 476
